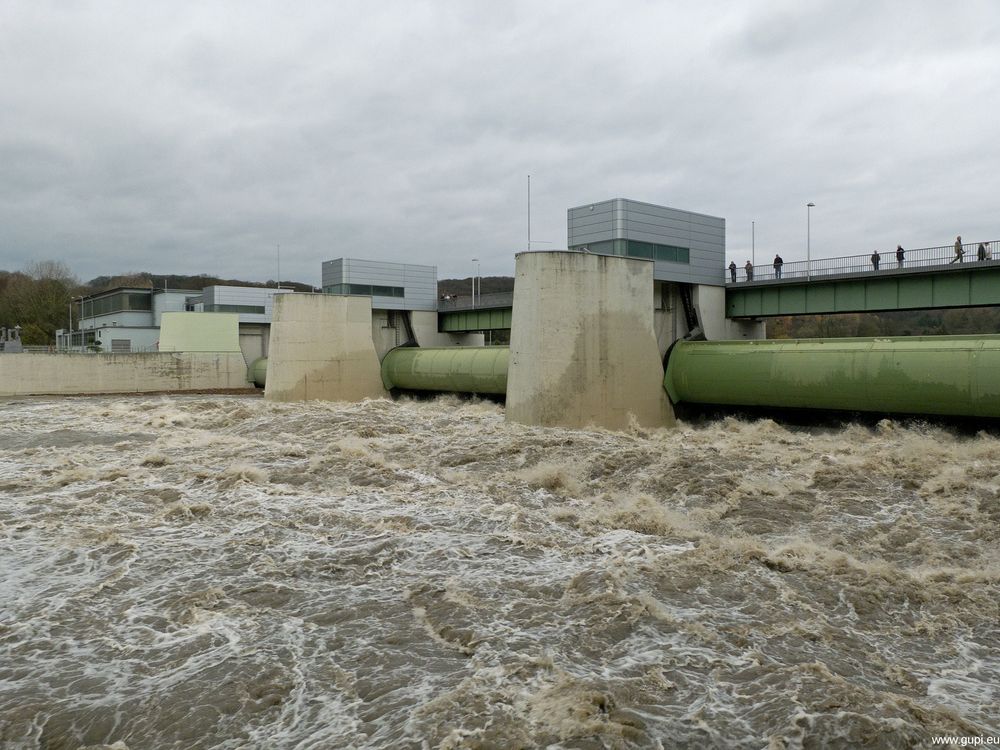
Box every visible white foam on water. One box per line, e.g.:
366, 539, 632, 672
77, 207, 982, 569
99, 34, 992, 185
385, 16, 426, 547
1, 395, 997, 748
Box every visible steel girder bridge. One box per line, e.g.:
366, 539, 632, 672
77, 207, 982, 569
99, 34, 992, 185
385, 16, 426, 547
435, 240, 1000, 331
726, 239, 1000, 318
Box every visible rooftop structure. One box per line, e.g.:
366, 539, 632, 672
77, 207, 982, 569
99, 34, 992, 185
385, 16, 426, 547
185, 286, 293, 323
567, 198, 725, 287
321, 258, 437, 311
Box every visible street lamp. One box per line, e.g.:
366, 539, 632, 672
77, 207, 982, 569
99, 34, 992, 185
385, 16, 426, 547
67, 295, 84, 351
471, 258, 480, 308
806, 202, 815, 280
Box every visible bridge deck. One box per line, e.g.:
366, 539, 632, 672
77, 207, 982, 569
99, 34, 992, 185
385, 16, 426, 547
435, 241, 1000, 328
727, 258, 1000, 317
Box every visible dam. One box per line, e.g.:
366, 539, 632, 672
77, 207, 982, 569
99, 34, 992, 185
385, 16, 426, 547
249, 244, 1000, 424
7, 198, 1000, 425
3, 201, 999, 747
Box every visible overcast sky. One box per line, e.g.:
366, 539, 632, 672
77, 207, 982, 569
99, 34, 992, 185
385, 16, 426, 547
2, 0, 998, 285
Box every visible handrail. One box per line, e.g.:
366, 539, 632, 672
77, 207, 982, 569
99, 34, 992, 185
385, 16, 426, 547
438, 291, 514, 311
727, 240, 1000, 284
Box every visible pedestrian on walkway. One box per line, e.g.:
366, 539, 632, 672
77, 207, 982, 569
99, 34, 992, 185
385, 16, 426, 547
951, 236, 965, 263
744, 260, 754, 281
871, 250, 880, 270
896, 245, 905, 268
773, 254, 784, 279
729, 260, 737, 282
978, 242, 988, 261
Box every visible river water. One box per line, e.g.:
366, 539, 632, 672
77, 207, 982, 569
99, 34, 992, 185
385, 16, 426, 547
0, 394, 997, 749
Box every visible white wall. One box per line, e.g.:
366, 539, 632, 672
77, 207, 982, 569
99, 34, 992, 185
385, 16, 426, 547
0, 352, 252, 396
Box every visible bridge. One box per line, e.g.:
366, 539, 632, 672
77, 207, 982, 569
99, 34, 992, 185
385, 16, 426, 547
437, 291, 514, 332
437, 240, 1000, 331
726, 239, 1000, 317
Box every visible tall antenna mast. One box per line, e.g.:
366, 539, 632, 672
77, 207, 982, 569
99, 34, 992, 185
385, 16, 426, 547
527, 174, 531, 251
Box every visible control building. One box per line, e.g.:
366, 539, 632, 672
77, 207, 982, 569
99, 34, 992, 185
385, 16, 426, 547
567, 198, 725, 286
321, 258, 480, 355
58, 285, 293, 364
567, 198, 754, 345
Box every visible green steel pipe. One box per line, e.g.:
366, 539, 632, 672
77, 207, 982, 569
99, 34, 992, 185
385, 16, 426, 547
381, 346, 509, 395
664, 335, 1000, 418
250, 356, 268, 388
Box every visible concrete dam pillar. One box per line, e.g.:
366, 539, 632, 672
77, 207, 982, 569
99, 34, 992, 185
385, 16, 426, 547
506, 251, 675, 430
265, 293, 387, 402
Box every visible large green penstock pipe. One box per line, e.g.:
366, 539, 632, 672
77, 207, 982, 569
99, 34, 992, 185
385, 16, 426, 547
257, 336, 1000, 418
380, 346, 509, 395
249, 357, 269, 387
663, 335, 1000, 418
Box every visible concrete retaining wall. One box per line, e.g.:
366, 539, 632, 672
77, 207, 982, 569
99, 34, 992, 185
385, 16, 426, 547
506, 251, 675, 430
265, 293, 387, 402
0, 352, 252, 396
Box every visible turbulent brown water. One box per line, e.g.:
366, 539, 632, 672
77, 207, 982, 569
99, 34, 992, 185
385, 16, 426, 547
1, 395, 998, 749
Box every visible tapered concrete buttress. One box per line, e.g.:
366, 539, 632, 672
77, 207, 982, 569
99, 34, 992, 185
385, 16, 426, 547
265, 293, 387, 402
506, 251, 675, 429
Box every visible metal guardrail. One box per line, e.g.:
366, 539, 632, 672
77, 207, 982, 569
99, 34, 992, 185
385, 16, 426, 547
727, 240, 1000, 284
438, 291, 515, 311
7, 345, 160, 354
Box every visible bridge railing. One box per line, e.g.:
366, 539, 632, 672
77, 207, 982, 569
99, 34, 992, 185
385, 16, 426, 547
729, 240, 1000, 284
438, 291, 515, 311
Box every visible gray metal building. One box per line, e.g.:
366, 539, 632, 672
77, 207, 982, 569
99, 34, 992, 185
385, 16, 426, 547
321, 258, 437, 311
186, 286, 293, 323
567, 198, 725, 286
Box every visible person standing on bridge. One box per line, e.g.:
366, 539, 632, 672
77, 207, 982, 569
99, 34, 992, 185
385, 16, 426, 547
744, 260, 754, 281
729, 260, 737, 282
952, 236, 965, 263
773, 254, 784, 279
871, 250, 880, 270
896, 245, 905, 268
978, 242, 988, 261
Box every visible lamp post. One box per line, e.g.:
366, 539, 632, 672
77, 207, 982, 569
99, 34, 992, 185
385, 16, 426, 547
752, 220, 755, 266
806, 202, 815, 280
67, 295, 84, 351
471, 258, 480, 308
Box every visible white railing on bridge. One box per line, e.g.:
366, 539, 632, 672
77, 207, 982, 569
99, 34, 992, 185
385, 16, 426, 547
438, 291, 515, 311
728, 240, 1000, 284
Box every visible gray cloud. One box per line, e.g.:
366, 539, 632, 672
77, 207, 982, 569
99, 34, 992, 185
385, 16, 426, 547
2, 0, 998, 285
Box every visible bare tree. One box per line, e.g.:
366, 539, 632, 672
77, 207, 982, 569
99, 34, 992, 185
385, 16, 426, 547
0, 260, 82, 344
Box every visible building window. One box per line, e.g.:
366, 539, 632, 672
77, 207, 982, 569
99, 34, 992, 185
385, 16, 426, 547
569, 240, 690, 264
81, 291, 153, 318
324, 284, 405, 298
203, 304, 266, 314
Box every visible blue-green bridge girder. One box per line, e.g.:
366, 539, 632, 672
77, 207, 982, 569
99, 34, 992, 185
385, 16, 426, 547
726, 266, 1000, 318
438, 307, 513, 332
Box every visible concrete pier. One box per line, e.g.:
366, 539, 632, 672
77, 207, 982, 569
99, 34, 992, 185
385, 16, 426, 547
506, 251, 674, 430
265, 294, 387, 402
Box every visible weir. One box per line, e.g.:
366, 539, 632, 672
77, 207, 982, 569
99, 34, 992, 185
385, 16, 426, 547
253, 250, 1000, 423
18, 200, 998, 422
